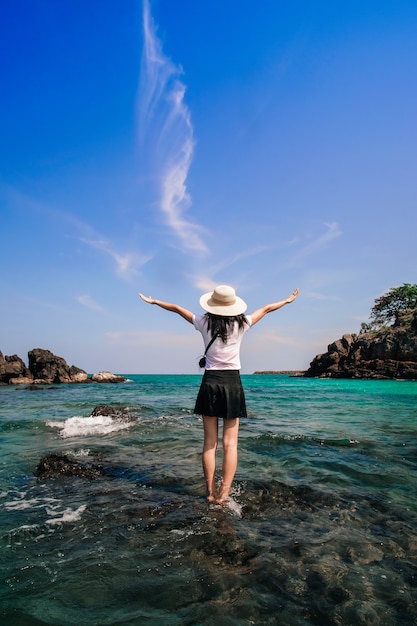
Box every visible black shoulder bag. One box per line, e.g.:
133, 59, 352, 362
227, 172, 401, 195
199, 333, 218, 368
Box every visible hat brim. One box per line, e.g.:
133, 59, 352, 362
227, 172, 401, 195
199, 292, 247, 316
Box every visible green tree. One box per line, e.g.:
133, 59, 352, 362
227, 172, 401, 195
369, 283, 417, 329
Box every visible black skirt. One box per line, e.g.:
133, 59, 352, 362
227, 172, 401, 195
194, 370, 247, 419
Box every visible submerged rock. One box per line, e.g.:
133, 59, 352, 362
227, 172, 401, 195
35, 453, 104, 479
90, 405, 131, 417
19, 384, 59, 391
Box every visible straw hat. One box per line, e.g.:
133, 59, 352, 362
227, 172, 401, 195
199, 285, 247, 316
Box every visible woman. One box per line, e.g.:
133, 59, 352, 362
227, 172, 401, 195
139, 285, 299, 504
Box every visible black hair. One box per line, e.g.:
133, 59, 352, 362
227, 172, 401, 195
205, 313, 249, 343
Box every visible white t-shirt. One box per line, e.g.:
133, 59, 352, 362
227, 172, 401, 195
193, 314, 252, 370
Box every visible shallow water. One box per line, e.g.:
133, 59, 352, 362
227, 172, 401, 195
1, 375, 416, 625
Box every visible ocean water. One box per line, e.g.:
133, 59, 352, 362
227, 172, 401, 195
0, 374, 416, 626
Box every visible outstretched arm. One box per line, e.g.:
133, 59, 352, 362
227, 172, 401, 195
138, 293, 194, 324
249, 288, 299, 326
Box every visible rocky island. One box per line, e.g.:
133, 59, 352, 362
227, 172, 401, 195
305, 284, 417, 380
304, 327, 417, 379
0, 348, 126, 385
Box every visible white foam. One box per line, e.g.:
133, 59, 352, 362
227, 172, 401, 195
70, 448, 91, 458
5, 494, 86, 528
46, 504, 87, 525
5, 496, 60, 512
224, 497, 242, 517
46, 415, 132, 438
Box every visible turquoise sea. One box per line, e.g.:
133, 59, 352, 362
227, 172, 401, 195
1, 374, 416, 625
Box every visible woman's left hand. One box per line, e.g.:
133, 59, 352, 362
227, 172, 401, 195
287, 288, 299, 303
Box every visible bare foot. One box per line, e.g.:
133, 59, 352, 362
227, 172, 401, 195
207, 493, 218, 503
216, 484, 231, 504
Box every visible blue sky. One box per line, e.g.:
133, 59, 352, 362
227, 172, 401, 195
1, 0, 416, 374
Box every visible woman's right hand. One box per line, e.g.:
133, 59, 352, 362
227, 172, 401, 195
138, 293, 154, 304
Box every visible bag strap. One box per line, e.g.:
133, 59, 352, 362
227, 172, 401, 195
204, 332, 218, 356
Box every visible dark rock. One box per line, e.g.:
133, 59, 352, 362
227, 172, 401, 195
90, 405, 131, 417
1, 347, 125, 385
35, 453, 104, 478
305, 328, 417, 379
0, 351, 33, 385
28, 348, 86, 384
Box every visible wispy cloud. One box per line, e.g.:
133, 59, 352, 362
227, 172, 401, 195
2, 186, 150, 281
305, 221, 342, 252
61, 207, 151, 281
139, 0, 207, 253
79, 237, 148, 281
192, 245, 272, 292
77, 294, 105, 312
284, 221, 342, 268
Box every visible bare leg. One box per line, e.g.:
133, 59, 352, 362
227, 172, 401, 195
202, 416, 219, 502
217, 418, 240, 504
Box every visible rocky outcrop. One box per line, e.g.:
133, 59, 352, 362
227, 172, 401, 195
91, 371, 126, 384
0, 348, 126, 385
305, 327, 417, 379
0, 351, 33, 384
28, 349, 89, 384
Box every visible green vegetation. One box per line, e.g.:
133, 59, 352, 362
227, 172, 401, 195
360, 283, 417, 334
